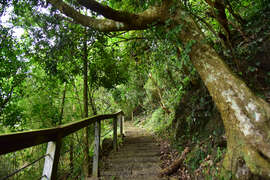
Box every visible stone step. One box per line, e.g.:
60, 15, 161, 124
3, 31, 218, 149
109, 151, 160, 158
118, 148, 160, 152
123, 140, 157, 144
100, 175, 164, 180
99, 122, 163, 180
121, 143, 158, 148
106, 156, 160, 164
119, 144, 159, 150
131, 166, 161, 175
118, 148, 159, 153
124, 136, 155, 141
100, 170, 132, 176
102, 161, 160, 170
100, 166, 160, 176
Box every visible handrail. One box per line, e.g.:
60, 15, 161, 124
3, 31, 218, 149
0, 111, 124, 180
0, 112, 122, 155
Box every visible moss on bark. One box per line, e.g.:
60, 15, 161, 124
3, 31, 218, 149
171, 4, 270, 179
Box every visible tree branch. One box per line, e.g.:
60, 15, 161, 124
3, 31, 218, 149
107, 37, 148, 46
77, 0, 138, 23
47, 0, 170, 32
105, 32, 128, 38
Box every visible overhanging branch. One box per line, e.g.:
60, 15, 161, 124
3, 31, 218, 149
48, 0, 125, 31
77, 0, 137, 23
107, 37, 148, 46
47, 0, 169, 32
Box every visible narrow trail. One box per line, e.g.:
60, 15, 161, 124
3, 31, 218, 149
100, 121, 165, 180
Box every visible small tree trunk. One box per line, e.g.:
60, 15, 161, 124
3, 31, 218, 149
173, 5, 270, 178
89, 89, 97, 116
82, 32, 91, 177
148, 73, 171, 114
71, 80, 83, 117
69, 137, 74, 174
59, 82, 67, 125
69, 105, 76, 176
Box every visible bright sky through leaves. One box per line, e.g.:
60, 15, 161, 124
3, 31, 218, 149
1, 7, 24, 38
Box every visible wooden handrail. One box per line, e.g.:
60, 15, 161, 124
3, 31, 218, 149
0, 111, 124, 180
0, 112, 122, 155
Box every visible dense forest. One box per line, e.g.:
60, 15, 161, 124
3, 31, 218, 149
0, 0, 270, 179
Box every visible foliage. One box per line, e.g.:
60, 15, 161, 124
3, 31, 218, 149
0, 0, 270, 178
0, 25, 28, 128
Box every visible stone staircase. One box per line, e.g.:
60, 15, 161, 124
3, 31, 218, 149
100, 122, 164, 180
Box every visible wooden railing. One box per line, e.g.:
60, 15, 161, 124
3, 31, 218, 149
0, 111, 124, 180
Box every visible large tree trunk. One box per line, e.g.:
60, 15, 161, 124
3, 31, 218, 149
173, 6, 270, 179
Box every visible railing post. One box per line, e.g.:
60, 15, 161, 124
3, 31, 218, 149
92, 119, 101, 178
122, 114, 125, 136
113, 116, 118, 151
42, 139, 62, 180
118, 114, 123, 137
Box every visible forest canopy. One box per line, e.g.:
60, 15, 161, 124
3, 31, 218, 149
0, 0, 270, 179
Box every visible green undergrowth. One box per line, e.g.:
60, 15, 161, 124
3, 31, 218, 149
135, 108, 174, 135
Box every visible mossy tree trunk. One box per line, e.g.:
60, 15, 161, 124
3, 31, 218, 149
172, 8, 270, 178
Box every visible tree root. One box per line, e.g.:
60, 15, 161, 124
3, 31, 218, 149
159, 147, 190, 177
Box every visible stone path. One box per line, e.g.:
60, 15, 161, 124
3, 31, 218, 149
100, 121, 164, 180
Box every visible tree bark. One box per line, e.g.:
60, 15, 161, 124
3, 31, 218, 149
48, 0, 170, 32
69, 104, 76, 176
89, 89, 97, 116
83, 31, 91, 177
58, 82, 67, 125
69, 138, 74, 174
72, 81, 83, 117
172, 7, 270, 178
